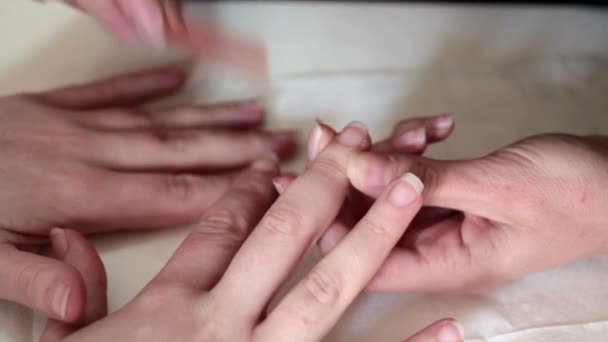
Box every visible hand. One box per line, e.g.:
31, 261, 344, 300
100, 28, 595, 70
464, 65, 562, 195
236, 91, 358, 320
331, 132, 608, 291
40, 122, 463, 342
60, 0, 183, 45
0, 66, 295, 322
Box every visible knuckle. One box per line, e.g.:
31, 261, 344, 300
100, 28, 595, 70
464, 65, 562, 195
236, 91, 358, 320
312, 157, 344, 180
136, 282, 190, 312
410, 160, 439, 196
51, 167, 100, 220
16, 263, 44, 303
194, 209, 248, 249
359, 216, 393, 239
260, 203, 306, 236
154, 131, 192, 154
164, 174, 197, 203
303, 268, 342, 306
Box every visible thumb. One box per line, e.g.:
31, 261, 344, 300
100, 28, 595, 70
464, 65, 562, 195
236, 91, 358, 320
40, 228, 107, 342
0, 243, 85, 323
404, 319, 464, 342
347, 152, 499, 217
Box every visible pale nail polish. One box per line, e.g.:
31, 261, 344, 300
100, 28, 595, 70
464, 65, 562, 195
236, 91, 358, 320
433, 114, 455, 134
272, 178, 285, 194
395, 126, 426, 148
338, 121, 369, 148
251, 153, 279, 172
51, 283, 71, 319
308, 121, 324, 161
438, 321, 464, 342
388, 173, 424, 207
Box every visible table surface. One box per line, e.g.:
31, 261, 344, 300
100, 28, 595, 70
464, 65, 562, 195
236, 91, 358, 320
1, 2, 608, 341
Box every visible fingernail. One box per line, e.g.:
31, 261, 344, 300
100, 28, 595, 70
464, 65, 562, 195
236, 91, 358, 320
438, 320, 464, 342
432, 114, 455, 135
272, 177, 286, 194
388, 173, 423, 207
394, 126, 426, 149
308, 121, 323, 161
251, 152, 279, 172
338, 121, 370, 148
51, 283, 71, 320
50, 228, 68, 259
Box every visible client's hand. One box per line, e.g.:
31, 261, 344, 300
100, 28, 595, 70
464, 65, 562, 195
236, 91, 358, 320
0, 66, 295, 322
40, 122, 463, 342
324, 129, 608, 291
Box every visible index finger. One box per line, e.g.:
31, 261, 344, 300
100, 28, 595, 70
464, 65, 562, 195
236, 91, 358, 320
255, 173, 424, 341
215, 121, 371, 318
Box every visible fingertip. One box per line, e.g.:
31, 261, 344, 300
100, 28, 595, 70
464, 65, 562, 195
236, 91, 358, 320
392, 126, 427, 152
272, 175, 294, 194
404, 318, 464, 342
386, 173, 424, 208
338, 121, 371, 149
50, 228, 68, 260
308, 119, 337, 161
130, 0, 167, 45
428, 113, 455, 140
436, 319, 464, 342
47, 267, 86, 323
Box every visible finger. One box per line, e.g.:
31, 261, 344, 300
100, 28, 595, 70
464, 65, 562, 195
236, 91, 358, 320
155, 154, 279, 290
40, 229, 107, 342
215, 121, 371, 319
272, 175, 295, 194
256, 173, 423, 340
62, 170, 232, 233
68, 0, 137, 42
38, 67, 184, 110
373, 137, 426, 154
307, 119, 337, 162
317, 204, 353, 255
404, 319, 464, 342
391, 114, 454, 147
373, 114, 454, 154
90, 129, 297, 170
73, 100, 265, 131
347, 152, 495, 216
118, 0, 167, 44
366, 217, 491, 292
162, 0, 186, 36
0, 245, 84, 322
272, 175, 353, 255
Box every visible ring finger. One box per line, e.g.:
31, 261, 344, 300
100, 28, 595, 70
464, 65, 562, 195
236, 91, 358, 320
87, 128, 296, 171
